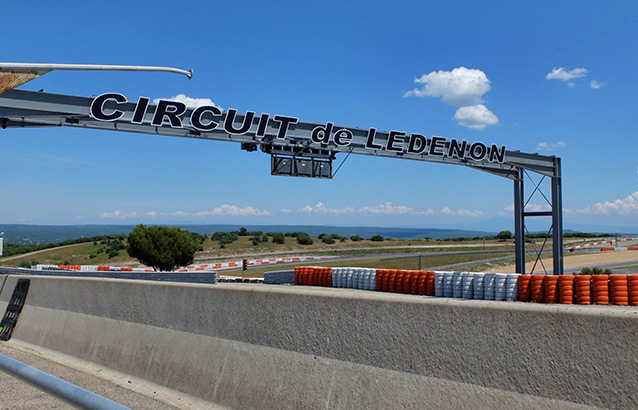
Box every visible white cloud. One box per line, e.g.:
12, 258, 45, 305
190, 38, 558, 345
143, 205, 271, 219
497, 204, 515, 217
297, 202, 355, 214
452, 105, 499, 130
574, 192, 638, 216
100, 210, 137, 219
404, 67, 499, 130
546, 67, 588, 81
536, 141, 566, 152
435, 206, 485, 217
294, 202, 484, 217
456, 208, 486, 217
152, 94, 218, 108
171, 211, 191, 217
590, 80, 603, 89
359, 202, 414, 215
497, 203, 550, 217
195, 204, 271, 217
404, 67, 491, 106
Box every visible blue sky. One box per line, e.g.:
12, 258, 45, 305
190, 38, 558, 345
1, 1, 637, 232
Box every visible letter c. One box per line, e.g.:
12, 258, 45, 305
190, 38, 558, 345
89, 93, 126, 121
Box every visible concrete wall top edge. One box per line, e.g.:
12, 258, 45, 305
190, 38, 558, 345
4, 274, 637, 320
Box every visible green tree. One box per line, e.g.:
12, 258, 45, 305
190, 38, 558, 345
296, 232, 314, 245
127, 225, 199, 271
370, 234, 384, 242
321, 235, 335, 244
18, 260, 38, 268
496, 230, 513, 241
272, 232, 285, 244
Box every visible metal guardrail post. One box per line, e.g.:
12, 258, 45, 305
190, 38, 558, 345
0, 353, 131, 410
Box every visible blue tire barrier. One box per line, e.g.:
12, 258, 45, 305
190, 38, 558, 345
331, 267, 340, 287
452, 271, 464, 298
434, 271, 445, 297
462, 272, 474, 299
494, 273, 508, 301
473, 273, 485, 300
368, 269, 377, 291
443, 271, 454, 298
506, 273, 520, 301
484, 273, 496, 300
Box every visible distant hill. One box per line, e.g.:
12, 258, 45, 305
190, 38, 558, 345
0, 224, 494, 244
0, 224, 133, 244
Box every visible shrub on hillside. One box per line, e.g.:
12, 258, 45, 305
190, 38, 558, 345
296, 232, 314, 245
127, 225, 199, 271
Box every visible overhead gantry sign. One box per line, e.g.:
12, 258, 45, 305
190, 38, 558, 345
0, 63, 563, 274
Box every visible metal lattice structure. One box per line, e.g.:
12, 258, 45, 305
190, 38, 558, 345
0, 63, 563, 274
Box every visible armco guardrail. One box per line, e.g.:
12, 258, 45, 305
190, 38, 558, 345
0, 352, 130, 410
0, 273, 636, 409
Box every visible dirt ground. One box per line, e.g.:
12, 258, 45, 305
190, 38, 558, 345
487, 250, 638, 273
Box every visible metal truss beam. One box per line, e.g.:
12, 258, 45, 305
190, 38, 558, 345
0, 89, 564, 273
0, 89, 557, 180
513, 158, 563, 275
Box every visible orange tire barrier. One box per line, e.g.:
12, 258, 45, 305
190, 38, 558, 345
300, 267, 307, 285
426, 271, 435, 296
304, 266, 312, 285
376, 269, 385, 291
530, 274, 545, 303
609, 275, 628, 306
388, 270, 398, 293
627, 275, 638, 306
306, 267, 312, 285
395, 271, 404, 294
628, 247, 638, 251
591, 275, 609, 305
383, 269, 391, 292
518, 275, 531, 302
558, 275, 575, 304
402, 270, 412, 294
326, 267, 333, 287
417, 271, 427, 295
294, 266, 302, 285
575, 275, 592, 305
379, 270, 386, 292
543, 276, 559, 304
410, 271, 419, 295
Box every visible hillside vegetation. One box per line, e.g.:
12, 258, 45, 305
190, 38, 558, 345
0, 227, 610, 273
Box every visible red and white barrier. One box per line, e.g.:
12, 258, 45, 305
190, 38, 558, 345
569, 238, 634, 251
34, 255, 329, 273
174, 256, 329, 272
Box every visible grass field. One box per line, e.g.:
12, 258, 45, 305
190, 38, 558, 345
239, 252, 514, 278
0, 232, 560, 274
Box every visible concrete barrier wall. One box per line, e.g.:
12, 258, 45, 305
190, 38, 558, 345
0, 274, 636, 409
